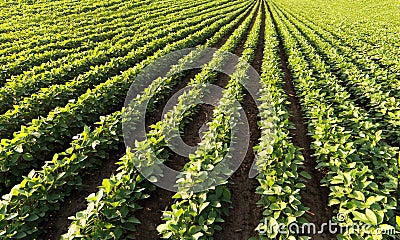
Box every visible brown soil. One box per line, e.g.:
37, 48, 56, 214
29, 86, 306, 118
40, 149, 124, 240
182, 104, 215, 147
133, 5, 255, 240
266, 2, 335, 240
214, 1, 263, 239
212, 87, 262, 240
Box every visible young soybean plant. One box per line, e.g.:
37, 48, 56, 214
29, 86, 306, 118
0, 4, 252, 239
253, 3, 308, 239
61, 3, 256, 239
157, 3, 262, 239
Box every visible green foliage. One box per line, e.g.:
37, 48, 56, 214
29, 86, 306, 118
271, 2, 398, 239
0, 1, 251, 238
0, 0, 247, 193
253, 4, 308, 239
62, 3, 253, 239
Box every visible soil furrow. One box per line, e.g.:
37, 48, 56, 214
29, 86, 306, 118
213, 1, 264, 239
266, 1, 335, 239
36, 6, 254, 238
133, 4, 257, 239
39, 148, 124, 239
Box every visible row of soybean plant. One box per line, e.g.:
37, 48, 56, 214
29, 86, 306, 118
62, 2, 258, 239
0, 0, 250, 193
0, 0, 238, 139
0, 2, 254, 239
271, 0, 399, 74
0, 0, 215, 109
252, 1, 308, 239
273, 1, 400, 145
271, 2, 398, 239
0, 0, 140, 58
0, 0, 144, 81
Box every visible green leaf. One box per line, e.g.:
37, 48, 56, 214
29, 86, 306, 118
365, 209, 378, 225
156, 224, 168, 233
365, 196, 376, 206
199, 202, 210, 214
353, 211, 368, 223
329, 198, 341, 206
270, 203, 280, 210
343, 172, 352, 185
127, 217, 141, 224
102, 179, 112, 193
352, 190, 365, 201
192, 232, 204, 240
14, 231, 27, 239
114, 227, 123, 239
299, 171, 312, 180
25, 214, 39, 222
22, 153, 33, 161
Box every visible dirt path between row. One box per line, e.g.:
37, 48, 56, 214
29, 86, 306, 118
266, 1, 335, 239
38, 5, 255, 239
133, 4, 257, 239
213, 1, 264, 239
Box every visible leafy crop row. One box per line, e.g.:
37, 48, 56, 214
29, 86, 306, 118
0, 0, 238, 139
275, 5, 400, 99
271, 0, 399, 73
61, 2, 257, 238
0, 0, 217, 85
274, 4, 400, 145
0, 3, 252, 239
0, 0, 215, 109
0, 1, 250, 192
272, 3, 398, 239
252, 2, 308, 239
0, 0, 149, 57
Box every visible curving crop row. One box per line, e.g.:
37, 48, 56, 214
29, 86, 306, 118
0, 0, 151, 50
272, 5, 400, 145
273, 2, 399, 141
0, 0, 127, 31
0, 0, 214, 103
61, 3, 256, 238
0, 0, 196, 70
0, 0, 239, 138
0, 0, 208, 82
275, 6, 400, 98
0, 1, 251, 194
0, 4, 252, 238
271, 0, 400, 70
0, 0, 144, 52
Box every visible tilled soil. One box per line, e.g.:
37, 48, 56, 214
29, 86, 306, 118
213, 1, 264, 239
266, 1, 335, 239
40, 149, 124, 239
133, 5, 255, 239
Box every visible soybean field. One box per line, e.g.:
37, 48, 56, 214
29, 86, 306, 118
0, 0, 399, 239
